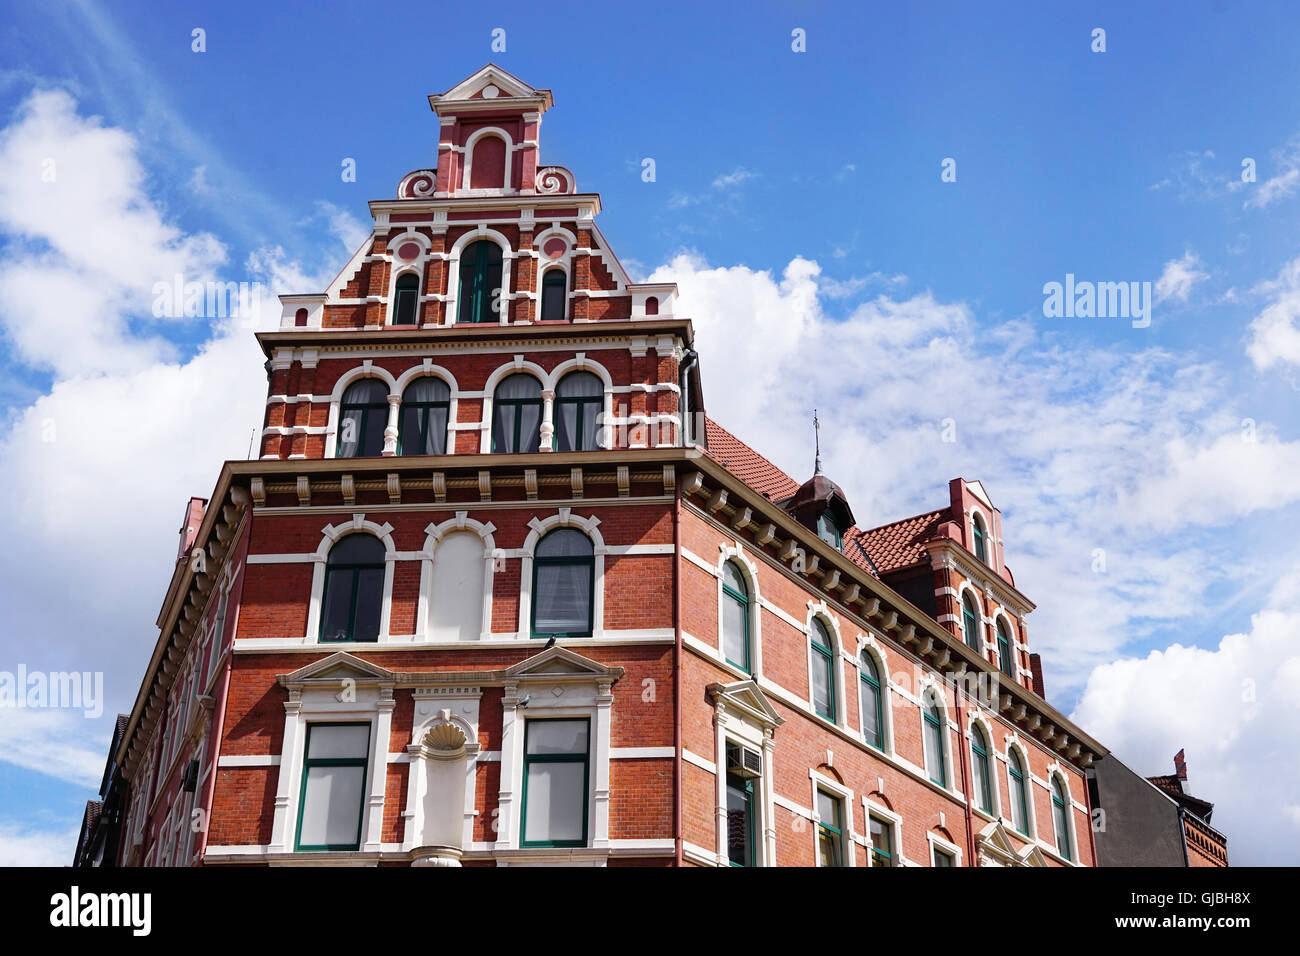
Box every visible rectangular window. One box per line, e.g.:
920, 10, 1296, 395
869, 814, 895, 867
295, 722, 370, 851
816, 789, 844, 867
932, 845, 955, 867
725, 772, 755, 867
522, 719, 589, 847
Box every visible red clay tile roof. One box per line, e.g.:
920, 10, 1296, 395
705, 418, 801, 502
851, 507, 952, 575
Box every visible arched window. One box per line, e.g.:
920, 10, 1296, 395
540, 268, 567, 321
337, 379, 389, 458
972, 513, 988, 562
392, 272, 420, 325
491, 374, 542, 453
457, 240, 503, 324
319, 534, 385, 643
554, 371, 603, 452
962, 593, 980, 651
859, 651, 883, 750
398, 378, 450, 456
922, 690, 946, 787
428, 531, 484, 641
971, 724, 992, 813
996, 619, 1014, 676
1052, 777, 1072, 861
720, 561, 750, 671
810, 619, 837, 722
1008, 748, 1029, 835
531, 528, 594, 638
644, 296, 659, 316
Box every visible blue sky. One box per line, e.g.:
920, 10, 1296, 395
1, 1, 1297, 864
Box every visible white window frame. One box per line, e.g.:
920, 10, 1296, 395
810, 771, 856, 867
862, 796, 905, 868
854, 634, 893, 754
305, 517, 397, 644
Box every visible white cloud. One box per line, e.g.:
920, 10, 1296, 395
1154, 252, 1208, 304
1246, 254, 1300, 371
1243, 137, 1300, 209
711, 167, 755, 189
0, 89, 227, 376
0, 710, 106, 788
1072, 568, 1300, 865
0, 823, 81, 867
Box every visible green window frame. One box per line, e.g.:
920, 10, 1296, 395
540, 267, 567, 321
972, 514, 987, 562
962, 593, 980, 650
810, 619, 837, 722
720, 561, 751, 672
725, 769, 756, 867
816, 510, 841, 549
520, 718, 589, 848
816, 789, 844, 867
336, 379, 389, 458
1052, 777, 1072, 861
397, 378, 450, 456
923, 693, 947, 787
319, 534, 385, 643
971, 723, 993, 813
1008, 748, 1030, 835
530, 528, 595, 638
392, 272, 420, 325
997, 620, 1014, 676
294, 722, 370, 852
869, 814, 894, 867
457, 239, 503, 324
859, 651, 883, 750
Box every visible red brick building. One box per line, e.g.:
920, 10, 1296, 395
94, 65, 1106, 867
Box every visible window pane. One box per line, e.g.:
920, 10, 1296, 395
299, 765, 365, 847
308, 724, 371, 760
351, 567, 384, 642
524, 761, 585, 843
492, 402, 517, 452
972, 743, 989, 811
818, 828, 841, 867
405, 378, 449, 404
860, 678, 881, 747
933, 848, 954, 867
722, 592, 747, 667
534, 562, 591, 634
925, 714, 944, 784
337, 407, 363, 458
811, 653, 833, 718
722, 562, 746, 595
515, 401, 541, 453
536, 528, 592, 559
541, 271, 566, 320
526, 720, 588, 755
359, 410, 386, 457
870, 816, 893, 866
320, 568, 355, 642
816, 790, 839, 828
555, 398, 580, 452
725, 776, 753, 866
329, 534, 385, 566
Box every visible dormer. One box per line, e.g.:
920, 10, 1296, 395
427, 65, 554, 199
786, 472, 855, 550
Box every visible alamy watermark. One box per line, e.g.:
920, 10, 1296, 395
152, 273, 264, 321
1042, 274, 1151, 329
0, 665, 103, 718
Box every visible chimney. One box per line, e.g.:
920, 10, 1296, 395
1029, 653, 1046, 698
176, 496, 208, 560
1174, 748, 1187, 781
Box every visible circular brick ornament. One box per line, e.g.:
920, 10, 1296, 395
543, 238, 567, 259
397, 242, 421, 261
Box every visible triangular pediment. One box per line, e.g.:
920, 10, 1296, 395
435, 64, 543, 104
1018, 844, 1049, 867
976, 820, 1019, 859
505, 645, 623, 682
966, 479, 994, 511
279, 651, 396, 686
707, 680, 785, 730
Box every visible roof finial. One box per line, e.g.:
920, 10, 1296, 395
813, 408, 823, 476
